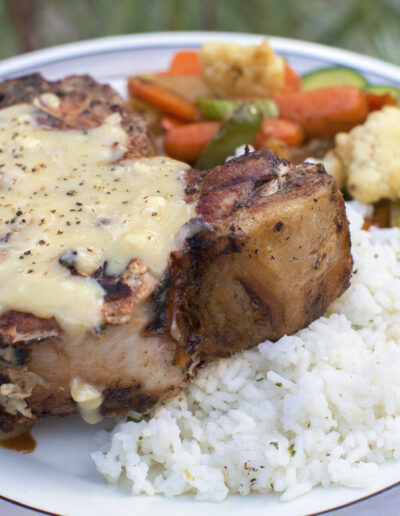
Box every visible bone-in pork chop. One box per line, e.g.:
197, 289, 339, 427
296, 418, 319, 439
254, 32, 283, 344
0, 75, 352, 432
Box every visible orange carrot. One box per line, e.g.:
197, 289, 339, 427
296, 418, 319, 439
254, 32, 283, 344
168, 50, 203, 76
366, 92, 397, 112
254, 119, 304, 147
160, 115, 184, 131
164, 122, 220, 163
128, 77, 200, 122
274, 86, 369, 138
281, 64, 302, 93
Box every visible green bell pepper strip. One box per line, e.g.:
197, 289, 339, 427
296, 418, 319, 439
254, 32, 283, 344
195, 103, 263, 170
197, 97, 279, 120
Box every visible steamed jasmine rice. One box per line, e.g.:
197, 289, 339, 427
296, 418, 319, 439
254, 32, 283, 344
92, 202, 400, 502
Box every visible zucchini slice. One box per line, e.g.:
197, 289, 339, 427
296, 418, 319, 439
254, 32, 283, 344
302, 66, 368, 91
365, 85, 400, 105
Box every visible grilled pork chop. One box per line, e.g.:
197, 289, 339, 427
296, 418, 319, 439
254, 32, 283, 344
0, 75, 352, 432
165, 152, 352, 357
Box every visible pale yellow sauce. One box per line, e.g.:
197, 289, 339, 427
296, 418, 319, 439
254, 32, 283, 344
0, 103, 195, 333
70, 378, 103, 424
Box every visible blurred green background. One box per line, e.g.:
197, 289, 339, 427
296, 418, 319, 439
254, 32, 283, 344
1, 0, 400, 64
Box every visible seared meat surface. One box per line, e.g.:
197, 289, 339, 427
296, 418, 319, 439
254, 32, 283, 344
165, 152, 352, 357
0, 75, 352, 432
0, 74, 155, 157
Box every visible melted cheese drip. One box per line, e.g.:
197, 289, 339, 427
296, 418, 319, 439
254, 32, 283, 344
70, 378, 103, 424
0, 103, 195, 333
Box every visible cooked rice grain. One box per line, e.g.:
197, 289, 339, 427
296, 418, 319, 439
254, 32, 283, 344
93, 203, 400, 501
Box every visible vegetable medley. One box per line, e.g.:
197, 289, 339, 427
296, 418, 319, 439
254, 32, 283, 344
127, 40, 400, 228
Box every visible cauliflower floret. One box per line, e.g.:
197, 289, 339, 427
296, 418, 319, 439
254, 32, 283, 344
199, 40, 285, 97
335, 106, 400, 203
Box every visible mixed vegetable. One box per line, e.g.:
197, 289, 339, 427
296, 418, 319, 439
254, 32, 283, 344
127, 41, 400, 228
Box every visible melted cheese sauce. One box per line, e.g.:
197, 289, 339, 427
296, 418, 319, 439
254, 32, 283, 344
0, 103, 195, 333
70, 378, 103, 424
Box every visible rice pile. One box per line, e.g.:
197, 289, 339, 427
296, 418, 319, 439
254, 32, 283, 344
92, 203, 400, 502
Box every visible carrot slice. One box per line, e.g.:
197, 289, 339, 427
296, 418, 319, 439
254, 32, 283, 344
254, 119, 304, 147
274, 86, 368, 138
160, 116, 184, 131
168, 50, 203, 76
128, 77, 199, 122
281, 65, 302, 93
366, 92, 397, 112
164, 122, 220, 163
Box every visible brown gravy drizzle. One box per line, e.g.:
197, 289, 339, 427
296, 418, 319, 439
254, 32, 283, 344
0, 430, 36, 454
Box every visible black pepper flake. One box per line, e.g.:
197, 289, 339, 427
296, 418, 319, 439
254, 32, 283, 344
50, 209, 56, 213
274, 221, 283, 232
151, 212, 157, 217
57, 230, 63, 235
76, 202, 82, 206
76, 221, 81, 225
38, 240, 45, 245
23, 250, 31, 255
66, 190, 76, 196
66, 221, 71, 226
27, 269, 33, 274
15, 210, 23, 217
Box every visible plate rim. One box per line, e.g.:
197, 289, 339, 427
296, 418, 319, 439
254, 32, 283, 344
0, 31, 400, 84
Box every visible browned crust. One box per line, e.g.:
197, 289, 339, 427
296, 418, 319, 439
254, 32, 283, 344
0, 311, 61, 346
0, 73, 155, 157
98, 259, 158, 325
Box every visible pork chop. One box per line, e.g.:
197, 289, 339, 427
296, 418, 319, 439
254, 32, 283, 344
0, 74, 352, 431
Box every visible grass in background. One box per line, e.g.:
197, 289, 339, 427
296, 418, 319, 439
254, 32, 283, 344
0, 0, 400, 64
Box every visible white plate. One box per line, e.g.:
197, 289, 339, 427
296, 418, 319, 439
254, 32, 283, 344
1, 32, 400, 516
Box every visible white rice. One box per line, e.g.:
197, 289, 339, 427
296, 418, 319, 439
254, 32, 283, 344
92, 203, 400, 502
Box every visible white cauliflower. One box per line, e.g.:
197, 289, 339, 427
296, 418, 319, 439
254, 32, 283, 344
199, 40, 285, 97
335, 106, 400, 203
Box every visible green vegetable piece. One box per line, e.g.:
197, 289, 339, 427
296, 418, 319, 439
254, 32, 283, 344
197, 98, 237, 120
301, 66, 368, 91
390, 201, 400, 227
365, 85, 400, 106
252, 99, 279, 119
198, 98, 279, 121
195, 103, 263, 170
